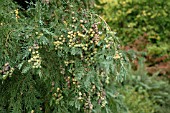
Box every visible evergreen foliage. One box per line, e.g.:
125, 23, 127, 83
120, 58, 170, 113
0, 0, 127, 112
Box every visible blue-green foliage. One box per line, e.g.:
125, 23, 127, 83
0, 0, 127, 113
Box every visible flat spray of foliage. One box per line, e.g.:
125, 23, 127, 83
0, 0, 128, 113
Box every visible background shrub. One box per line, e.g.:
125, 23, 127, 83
95, 0, 170, 112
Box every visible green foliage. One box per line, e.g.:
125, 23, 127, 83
96, 0, 170, 56
147, 43, 170, 56
121, 57, 170, 113
95, 1, 170, 112
0, 0, 127, 113
119, 86, 155, 113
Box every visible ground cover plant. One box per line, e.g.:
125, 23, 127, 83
0, 0, 128, 113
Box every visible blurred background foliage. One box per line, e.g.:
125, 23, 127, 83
95, 0, 170, 113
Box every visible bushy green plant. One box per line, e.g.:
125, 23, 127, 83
147, 43, 170, 56
119, 86, 155, 113
97, 0, 170, 41
96, 0, 170, 56
122, 57, 170, 113
0, 0, 127, 113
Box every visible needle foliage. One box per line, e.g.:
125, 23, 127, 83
0, 0, 128, 113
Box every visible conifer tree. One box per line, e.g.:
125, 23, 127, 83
0, 0, 128, 112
